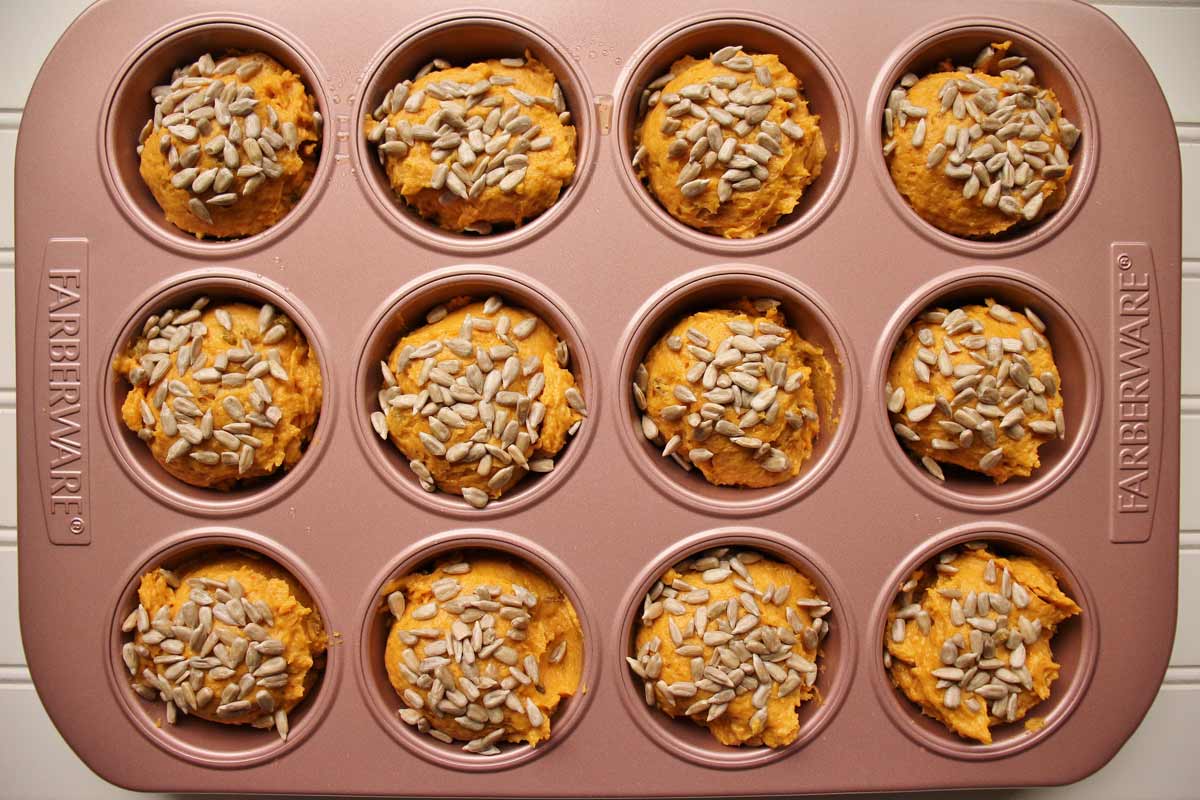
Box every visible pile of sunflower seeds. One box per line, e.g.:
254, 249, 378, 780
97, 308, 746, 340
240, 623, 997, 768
374, 296, 585, 509
367, 56, 571, 218
387, 559, 570, 755
628, 548, 829, 734
883, 46, 1080, 222
122, 568, 294, 740
137, 52, 319, 225
885, 543, 1046, 723
631, 299, 817, 476
885, 301, 1064, 481
125, 297, 298, 477
631, 46, 807, 206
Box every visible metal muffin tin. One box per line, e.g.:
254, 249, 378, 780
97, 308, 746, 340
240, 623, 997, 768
15, 0, 1180, 795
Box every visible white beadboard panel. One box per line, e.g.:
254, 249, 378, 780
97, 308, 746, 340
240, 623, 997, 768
1096, 5, 1200, 125
1185, 143, 1199, 261
0, 548, 22, 666
1018, 684, 1200, 800
0, 129, 14, 249
1173, 550, 1200, 667
0, 408, 14, 528
0, 685, 147, 800
0, 0, 92, 110
0, 266, 14, 390
1183, 414, 1199, 532
1184, 279, 1199, 396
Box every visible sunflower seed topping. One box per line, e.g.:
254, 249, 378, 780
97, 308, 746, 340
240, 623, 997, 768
887, 298, 1062, 482
138, 53, 316, 226
632, 548, 827, 739
883, 45, 1079, 230
884, 543, 1073, 731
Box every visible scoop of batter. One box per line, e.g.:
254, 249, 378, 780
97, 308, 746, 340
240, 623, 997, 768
633, 47, 826, 238
884, 543, 1080, 744
376, 296, 585, 508
883, 42, 1081, 238
120, 550, 327, 740
632, 299, 834, 487
629, 548, 830, 747
384, 554, 584, 753
138, 52, 321, 238
886, 299, 1063, 483
115, 297, 323, 489
366, 53, 576, 233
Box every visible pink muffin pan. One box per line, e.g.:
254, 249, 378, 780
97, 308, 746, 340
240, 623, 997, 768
15, 0, 1180, 794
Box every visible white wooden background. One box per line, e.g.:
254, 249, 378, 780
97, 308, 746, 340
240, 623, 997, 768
0, 1, 1195, 798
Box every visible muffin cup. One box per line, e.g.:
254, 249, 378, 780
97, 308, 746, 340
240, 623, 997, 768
872, 266, 1100, 511
353, 10, 597, 254
867, 19, 1099, 254
105, 528, 337, 768
615, 265, 857, 515
869, 523, 1097, 760
354, 530, 598, 771
99, 14, 332, 256
352, 265, 596, 518
615, 527, 855, 768
101, 269, 332, 516
614, 11, 854, 253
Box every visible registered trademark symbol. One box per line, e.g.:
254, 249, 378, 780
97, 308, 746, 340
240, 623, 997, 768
1118, 254, 1132, 268
69, 516, 85, 535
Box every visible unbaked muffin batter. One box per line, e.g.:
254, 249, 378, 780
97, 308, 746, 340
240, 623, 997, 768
883, 42, 1081, 238
633, 46, 826, 238
884, 542, 1080, 744
365, 53, 576, 233
384, 553, 584, 752
114, 297, 322, 489
633, 299, 834, 487
138, 52, 321, 238
886, 299, 1063, 483
629, 548, 830, 747
120, 550, 327, 740
376, 297, 586, 508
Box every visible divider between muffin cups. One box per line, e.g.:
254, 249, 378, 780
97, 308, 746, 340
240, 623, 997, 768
865, 17, 1099, 255
868, 522, 1098, 761
100, 268, 333, 517
98, 13, 333, 257
351, 264, 597, 518
871, 265, 1100, 511
351, 9, 597, 255
354, 529, 598, 772
611, 11, 855, 253
614, 264, 858, 516
106, 527, 339, 768
614, 527, 855, 769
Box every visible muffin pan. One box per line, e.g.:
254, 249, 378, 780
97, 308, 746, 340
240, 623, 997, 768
15, 1, 1180, 795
